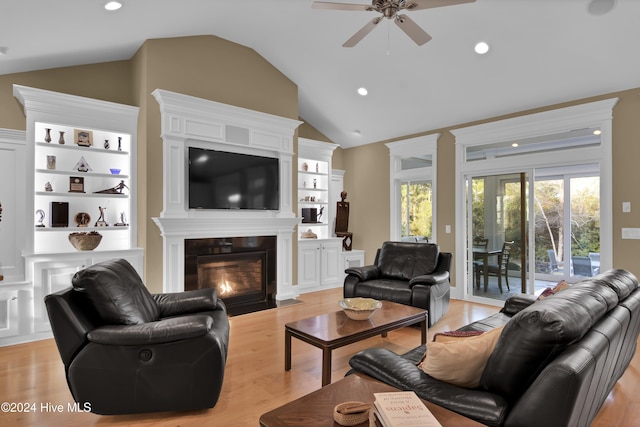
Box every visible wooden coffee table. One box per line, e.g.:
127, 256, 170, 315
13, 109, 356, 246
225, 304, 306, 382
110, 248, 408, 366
285, 300, 427, 386
259, 373, 485, 427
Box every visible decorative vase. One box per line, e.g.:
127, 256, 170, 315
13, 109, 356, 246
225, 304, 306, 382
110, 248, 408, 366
58, 131, 65, 145
44, 128, 52, 143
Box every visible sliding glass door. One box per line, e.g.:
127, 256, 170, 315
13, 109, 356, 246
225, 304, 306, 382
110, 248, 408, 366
468, 172, 527, 301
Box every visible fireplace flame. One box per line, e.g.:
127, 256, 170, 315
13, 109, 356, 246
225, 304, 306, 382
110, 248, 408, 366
219, 280, 233, 295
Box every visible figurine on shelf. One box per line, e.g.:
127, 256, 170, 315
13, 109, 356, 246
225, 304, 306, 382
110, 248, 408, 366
104, 139, 110, 150
94, 180, 129, 194
117, 136, 122, 151
44, 181, 53, 192
115, 211, 128, 227
73, 156, 92, 172
35, 209, 45, 228
95, 206, 108, 227
317, 206, 324, 221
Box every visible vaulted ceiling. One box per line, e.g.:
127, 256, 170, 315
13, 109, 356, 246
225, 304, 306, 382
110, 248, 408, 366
2, 0, 639, 148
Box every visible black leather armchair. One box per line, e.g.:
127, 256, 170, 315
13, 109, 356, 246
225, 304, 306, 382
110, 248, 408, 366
44, 258, 230, 415
343, 241, 452, 326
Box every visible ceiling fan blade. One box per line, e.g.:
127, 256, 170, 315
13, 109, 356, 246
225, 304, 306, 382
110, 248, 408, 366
404, 0, 475, 11
394, 14, 432, 45
312, 1, 372, 11
343, 17, 382, 47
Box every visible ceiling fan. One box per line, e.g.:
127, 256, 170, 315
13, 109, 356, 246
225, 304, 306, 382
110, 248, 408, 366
312, 0, 475, 47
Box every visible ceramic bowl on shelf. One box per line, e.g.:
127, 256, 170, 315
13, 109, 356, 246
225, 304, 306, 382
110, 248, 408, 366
109, 168, 121, 175
338, 298, 382, 320
68, 231, 102, 251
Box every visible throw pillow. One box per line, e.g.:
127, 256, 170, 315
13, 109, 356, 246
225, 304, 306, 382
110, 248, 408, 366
418, 325, 505, 388
537, 280, 571, 301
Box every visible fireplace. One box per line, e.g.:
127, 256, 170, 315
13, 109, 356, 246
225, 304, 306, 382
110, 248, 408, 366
185, 236, 277, 316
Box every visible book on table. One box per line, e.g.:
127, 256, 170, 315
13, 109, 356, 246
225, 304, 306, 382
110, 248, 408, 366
373, 391, 442, 427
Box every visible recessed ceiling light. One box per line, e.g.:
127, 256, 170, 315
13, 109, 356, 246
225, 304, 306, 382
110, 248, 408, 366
474, 41, 490, 55
511, 142, 519, 148
357, 87, 368, 96
587, 0, 616, 15
0, 47, 8, 55
593, 129, 602, 135
104, 1, 122, 11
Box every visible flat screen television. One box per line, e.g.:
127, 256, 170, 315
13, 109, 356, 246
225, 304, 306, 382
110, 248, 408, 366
188, 147, 280, 210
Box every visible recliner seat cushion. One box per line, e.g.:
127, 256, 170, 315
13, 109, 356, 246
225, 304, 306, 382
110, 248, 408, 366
377, 242, 439, 281
72, 259, 160, 325
354, 280, 413, 305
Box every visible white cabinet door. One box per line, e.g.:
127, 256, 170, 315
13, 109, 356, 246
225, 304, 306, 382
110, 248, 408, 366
298, 241, 321, 289
321, 240, 342, 287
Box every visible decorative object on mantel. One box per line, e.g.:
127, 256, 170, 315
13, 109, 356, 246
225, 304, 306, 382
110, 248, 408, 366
58, 131, 65, 145
335, 191, 353, 251
94, 180, 128, 194
73, 156, 92, 172
95, 206, 108, 227
74, 129, 93, 147
68, 231, 102, 251
333, 401, 370, 426
300, 229, 317, 239
44, 128, 52, 143
35, 209, 45, 228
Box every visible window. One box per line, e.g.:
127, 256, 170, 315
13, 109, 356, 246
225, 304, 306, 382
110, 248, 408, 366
386, 134, 438, 242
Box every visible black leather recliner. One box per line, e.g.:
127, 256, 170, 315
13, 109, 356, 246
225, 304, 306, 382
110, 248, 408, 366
44, 258, 230, 415
343, 241, 452, 326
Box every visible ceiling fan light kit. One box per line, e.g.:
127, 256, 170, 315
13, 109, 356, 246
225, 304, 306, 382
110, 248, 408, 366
312, 0, 475, 47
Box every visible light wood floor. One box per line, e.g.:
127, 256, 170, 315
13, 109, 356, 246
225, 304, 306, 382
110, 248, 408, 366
0, 287, 638, 426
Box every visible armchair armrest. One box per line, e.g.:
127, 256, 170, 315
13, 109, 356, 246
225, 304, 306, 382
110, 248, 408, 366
500, 293, 537, 316
153, 288, 218, 318
345, 265, 380, 282
409, 271, 450, 287
87, 314, 213, 345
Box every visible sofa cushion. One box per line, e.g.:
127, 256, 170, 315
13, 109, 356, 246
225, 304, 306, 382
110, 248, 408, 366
72, 259, 159, 325
480, 279, 619, 401
419, 326, 504, 388
377, 241, 439, 281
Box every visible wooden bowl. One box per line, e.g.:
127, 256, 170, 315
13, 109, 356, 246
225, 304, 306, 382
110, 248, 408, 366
338, 298, 382, 321
68, 232, 102, 251
333, 401, 370, 426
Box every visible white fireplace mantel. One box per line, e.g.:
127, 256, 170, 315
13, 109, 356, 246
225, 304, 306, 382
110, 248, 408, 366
151, 89, 302, 300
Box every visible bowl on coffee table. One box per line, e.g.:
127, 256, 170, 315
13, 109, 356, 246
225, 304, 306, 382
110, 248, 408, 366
338, 298, 382, 320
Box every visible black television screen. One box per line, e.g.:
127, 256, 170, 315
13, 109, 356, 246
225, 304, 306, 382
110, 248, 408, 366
188, 147, 280, 210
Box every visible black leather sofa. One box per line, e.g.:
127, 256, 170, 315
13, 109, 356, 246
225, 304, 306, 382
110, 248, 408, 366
344, 241, 452, 326
348, 269, 640, 427
45, 258, 230, 415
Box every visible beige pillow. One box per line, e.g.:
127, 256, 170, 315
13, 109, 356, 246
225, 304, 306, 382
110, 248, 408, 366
418, 325, 504, 388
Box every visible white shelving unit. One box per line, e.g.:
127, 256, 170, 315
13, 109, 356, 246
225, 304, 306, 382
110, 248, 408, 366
297, 138, 342, 292
6, 85, 143, 345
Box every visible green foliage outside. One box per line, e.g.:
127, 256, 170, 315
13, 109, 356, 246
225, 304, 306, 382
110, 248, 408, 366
401, 182, 432, 239
471, 176, 600, 274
